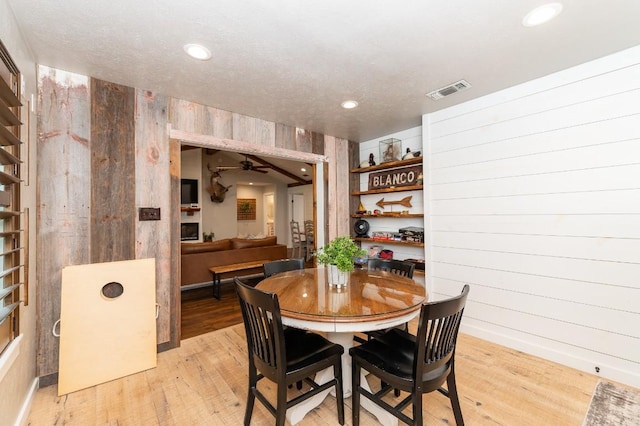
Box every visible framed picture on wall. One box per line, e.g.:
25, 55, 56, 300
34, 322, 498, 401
237, 198, 256, 220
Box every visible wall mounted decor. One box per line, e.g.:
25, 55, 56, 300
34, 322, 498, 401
237, 198, 256, 220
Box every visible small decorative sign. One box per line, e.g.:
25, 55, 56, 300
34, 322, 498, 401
368, 165, 422, 190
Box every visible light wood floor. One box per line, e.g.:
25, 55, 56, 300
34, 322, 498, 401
27, 316, 602, 426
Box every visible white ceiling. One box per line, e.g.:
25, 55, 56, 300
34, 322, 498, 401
7, 0, 640, 142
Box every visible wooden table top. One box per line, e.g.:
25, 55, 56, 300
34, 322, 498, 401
256, 267, 427, 324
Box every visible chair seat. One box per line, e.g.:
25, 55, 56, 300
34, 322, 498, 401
352, 328, 449, 383
364, 322, 408, 340
284, 328, 344, 373
349, 285, 469, 426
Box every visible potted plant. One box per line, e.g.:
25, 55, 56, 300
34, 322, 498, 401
315, 236, 367, 286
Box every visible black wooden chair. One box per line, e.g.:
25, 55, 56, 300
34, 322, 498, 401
235, 278, 345, 426
263, 258, 305, 278
357, 258, 417, 342
350, 285, 470, 426
263, 257, 306, 390
367, 258, 415, 279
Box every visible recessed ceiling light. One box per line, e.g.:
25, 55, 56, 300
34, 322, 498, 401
249, 182, 253, 185
522, 3, 563, 27
183, 43, 212, 60
300, 167, 306, 172
341, 100, 358, 109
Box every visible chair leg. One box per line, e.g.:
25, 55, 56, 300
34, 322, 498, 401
447, 369, 464, 426
275, 382, 288, 426
352, 359, 361, 426
334, 358, 345, 425
244, 368, 257, 426
412, 387, 423, 426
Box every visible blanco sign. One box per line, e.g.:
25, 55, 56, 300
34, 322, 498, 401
368, 165, 422, 190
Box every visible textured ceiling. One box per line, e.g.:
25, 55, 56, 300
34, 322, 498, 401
7, 0, 640, 142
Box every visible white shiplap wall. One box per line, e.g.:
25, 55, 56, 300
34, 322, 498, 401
359, 127, 426, 263
424, 45, 640, 387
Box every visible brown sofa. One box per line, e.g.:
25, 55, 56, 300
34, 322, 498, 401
181, 236, 288, 287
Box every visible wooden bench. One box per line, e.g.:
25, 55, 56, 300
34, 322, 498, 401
209, 260, 269, 299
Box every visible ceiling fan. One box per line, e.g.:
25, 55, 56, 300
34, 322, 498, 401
217, 154, 271, 174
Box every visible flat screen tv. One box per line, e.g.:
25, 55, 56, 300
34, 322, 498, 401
181, 179, 198, 205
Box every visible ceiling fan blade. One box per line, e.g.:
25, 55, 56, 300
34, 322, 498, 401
252, 169, 269, 174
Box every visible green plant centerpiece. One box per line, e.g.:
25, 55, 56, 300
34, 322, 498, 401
316, 236, 367, 287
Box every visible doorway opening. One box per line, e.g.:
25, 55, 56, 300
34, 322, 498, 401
177, 143, 325, 340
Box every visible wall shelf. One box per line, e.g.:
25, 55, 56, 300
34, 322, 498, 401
351, 184, 422, 196
355, 238, 424, 248
180, 207, 201, 216
351, 153, 424, 249
350, 156, 422, 174
352, 213, 423, 218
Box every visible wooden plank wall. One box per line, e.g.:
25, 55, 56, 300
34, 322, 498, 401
36, 74, 353, 380
90, 79, 135, 263
134, 90, 173, 347
168, 100, 349, 332
36, 66, 91, 381
425, 46, 640, 387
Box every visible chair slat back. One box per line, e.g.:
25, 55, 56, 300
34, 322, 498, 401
416, 285, 469, 373
235, 278, 286, 380
368, 258, 415, 278
290, 221, 302, 243
263, 258, 305, 278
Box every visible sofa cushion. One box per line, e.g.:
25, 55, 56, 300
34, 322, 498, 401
181, 239, 232, 254
231, 236, 277, 249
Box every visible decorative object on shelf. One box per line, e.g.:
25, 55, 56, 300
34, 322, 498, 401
402, 148, 421, 160
315, 236, 367, 287
376, 195, 412, 209
353, 219, 370, 238
368, 245, 383, 257
379, 138, 402, 163
237, 198, 256, 220
399, 226, 424, 243
368, 165, 421, 190
359, 152, 378, 168
379, 249, 394, 260
356, 201, 367, 214
202, 231, 215, 242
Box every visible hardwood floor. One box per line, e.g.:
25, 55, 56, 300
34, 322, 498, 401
27, 315, 605, 425
180, 280, 249, 340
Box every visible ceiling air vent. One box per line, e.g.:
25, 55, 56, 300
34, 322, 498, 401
426, 79, 472, 100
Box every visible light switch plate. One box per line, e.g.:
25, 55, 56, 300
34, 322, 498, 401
139, 207, 161, 221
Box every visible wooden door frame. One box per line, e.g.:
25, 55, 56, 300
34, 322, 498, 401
169, 128, 327, 346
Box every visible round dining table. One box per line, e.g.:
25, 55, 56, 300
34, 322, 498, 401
256, 267, 427, 426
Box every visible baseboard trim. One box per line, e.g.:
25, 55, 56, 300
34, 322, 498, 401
15, 377, 38, 426
461, 323, 640, 389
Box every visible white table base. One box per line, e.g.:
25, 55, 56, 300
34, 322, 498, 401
286, 332, 398, 426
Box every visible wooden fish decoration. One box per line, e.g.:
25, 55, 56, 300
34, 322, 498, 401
207, 164, 232, 203
376, 195, 412, 209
